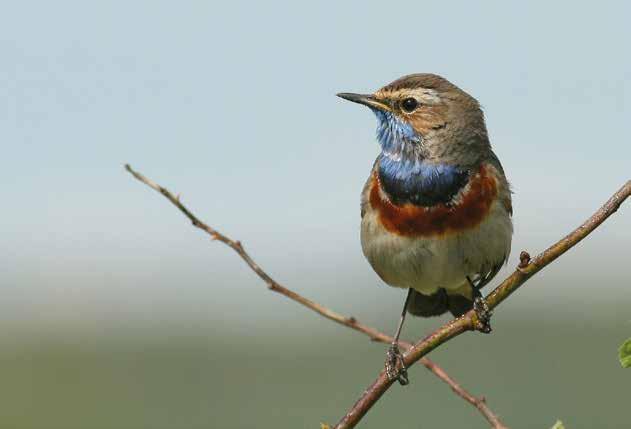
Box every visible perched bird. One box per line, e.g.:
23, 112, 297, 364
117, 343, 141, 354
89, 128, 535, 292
337, 74, 512, 384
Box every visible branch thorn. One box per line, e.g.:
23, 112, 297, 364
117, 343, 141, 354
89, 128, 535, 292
517, 250, 531, 272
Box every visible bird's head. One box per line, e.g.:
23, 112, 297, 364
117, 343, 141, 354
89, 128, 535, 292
338, 74, 489, 166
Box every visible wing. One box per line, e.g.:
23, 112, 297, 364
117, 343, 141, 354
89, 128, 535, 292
469, 260, 504, 291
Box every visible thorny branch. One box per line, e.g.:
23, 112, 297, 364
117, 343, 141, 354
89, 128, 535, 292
124, 164, 507, 428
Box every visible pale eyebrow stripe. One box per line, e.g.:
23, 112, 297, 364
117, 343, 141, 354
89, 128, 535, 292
378, 88, 442, 104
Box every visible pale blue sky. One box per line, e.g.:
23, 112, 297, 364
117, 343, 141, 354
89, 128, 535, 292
2, 1, 630, 330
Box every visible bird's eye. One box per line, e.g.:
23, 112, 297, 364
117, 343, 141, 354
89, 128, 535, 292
401, 97, 418, 113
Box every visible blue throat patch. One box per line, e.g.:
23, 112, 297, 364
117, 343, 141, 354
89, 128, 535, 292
372, 109, 469, 206
373, 109, 421, 155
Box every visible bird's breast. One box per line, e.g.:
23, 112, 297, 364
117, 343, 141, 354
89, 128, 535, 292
368, 163, 499, 237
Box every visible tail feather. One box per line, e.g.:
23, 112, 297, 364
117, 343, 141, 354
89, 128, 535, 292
407, 289, 473, 318
446, 294, 473, 318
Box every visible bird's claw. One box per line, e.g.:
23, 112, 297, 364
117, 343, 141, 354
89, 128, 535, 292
473, 296, 493, 333
385, 344, 409, 385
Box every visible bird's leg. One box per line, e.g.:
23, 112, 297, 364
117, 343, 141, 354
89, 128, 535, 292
467, 276, 492, 333
385, 288, 413, 386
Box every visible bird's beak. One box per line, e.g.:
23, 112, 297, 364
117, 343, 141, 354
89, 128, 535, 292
336, 93, 391, 112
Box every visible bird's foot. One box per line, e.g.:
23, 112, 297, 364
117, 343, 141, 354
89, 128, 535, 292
473, 295, 492, 333
385, 343, 409, 385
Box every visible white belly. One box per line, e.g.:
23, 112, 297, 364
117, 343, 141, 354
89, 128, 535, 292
360, 201, 512, 295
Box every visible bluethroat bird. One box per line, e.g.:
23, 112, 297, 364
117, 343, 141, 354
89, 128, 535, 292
337, 74, 513, 385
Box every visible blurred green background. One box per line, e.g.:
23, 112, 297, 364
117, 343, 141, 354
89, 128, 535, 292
1, 311, 629, 428
2, 1, 630, 428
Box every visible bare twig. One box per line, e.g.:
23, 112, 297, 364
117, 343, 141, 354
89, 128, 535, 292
124, 164, 507, 428
333, 180, 631, 429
